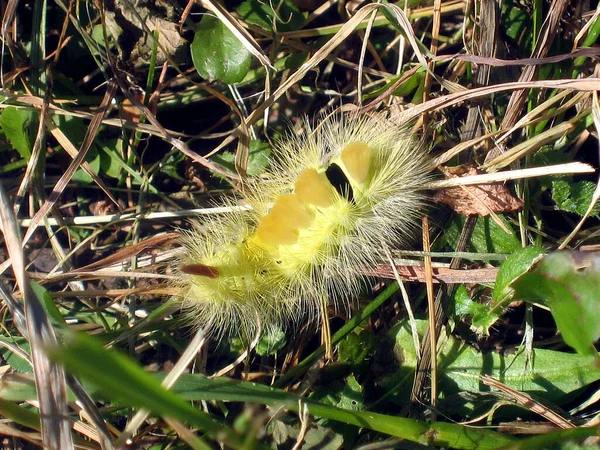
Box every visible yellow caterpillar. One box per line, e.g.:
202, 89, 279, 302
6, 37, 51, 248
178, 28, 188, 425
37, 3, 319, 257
176, 112, 433, 339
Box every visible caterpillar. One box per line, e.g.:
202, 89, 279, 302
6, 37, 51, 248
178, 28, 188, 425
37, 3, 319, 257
175, 112, 433, 340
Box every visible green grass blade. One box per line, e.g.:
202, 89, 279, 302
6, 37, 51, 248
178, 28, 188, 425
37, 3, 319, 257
47, 331, 256, 449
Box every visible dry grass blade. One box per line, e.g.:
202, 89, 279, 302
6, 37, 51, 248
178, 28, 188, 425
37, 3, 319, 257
72, 233, 179, 273
18, 205, 249, 227
446, 47, 600, 69
44, 115, 121, 208
279, 0, 466, 39
484, 121, 580, 171
434, 129, 501, 166
574, 7, 600, 49
422, 217, 437, 417
0, 182, 73, 449
495, 90, 588, 148
364, 265, 498, 284
212, 2, 452, 156
428, 162, 595, 188
0, 423, 42, 448
395, 78, 600, 123
108, 73, 240, 181
48, 286, 179, 299
66, 375, 116, 450
42, 270, 172, 284
385, 246, 421, 361
14, 92, 50, 216
22, 81, 118, 246
421, 0, 442, 116
500, 0, 569, 130
0, 0, 18, 39
480, 375, 574, 429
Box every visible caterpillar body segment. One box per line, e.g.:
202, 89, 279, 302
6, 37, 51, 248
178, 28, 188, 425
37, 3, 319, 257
176, 113, 432, 338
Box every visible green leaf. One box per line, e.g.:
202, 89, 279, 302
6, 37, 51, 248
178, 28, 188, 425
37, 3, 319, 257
501, 1, 533, 48
0, 336, 31, 373
0, 398, 41, 430
30, 282, 66, 328
170, 374, 515, 449
212, 139, 271, 177
236, 0, 305, 32
471, 216, 522, 253
552, 179, 600, 217
364, 68, 425, 102
98, 140, 159, 193
255, 327, 287, 356
50, 114, 102, 185
338, 330, 375, 364
191, 16, 252, 84
98, 138, 125, 178
246, 140, 271, 176
311, 375, 362, 411
337, 375, 363, 411
452, 285, 499, 335
445, 216, 521, 254
493, 245, 546, 303
511, 251, 600, 356
386, 319, 600, 404
0, 106, 32, 159
72, 146, 101, 184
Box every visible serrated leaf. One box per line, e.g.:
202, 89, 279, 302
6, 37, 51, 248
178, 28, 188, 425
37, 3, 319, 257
471, 216, 521, 253
511, 251, 600, 356
0, 336, 31, 373
552, 179, 600, 217
452, 285, 499, 335
0, 106, 31, 159
493, 246, 546, 303
338, 330, 375, 364
191, 15, 252, 84
256, 327, 286, 356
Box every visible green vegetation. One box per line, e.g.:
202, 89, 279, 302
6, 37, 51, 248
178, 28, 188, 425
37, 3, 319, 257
1, 0, 600, 448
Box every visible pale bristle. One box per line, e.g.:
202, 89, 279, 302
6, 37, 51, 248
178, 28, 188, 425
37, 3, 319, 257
173, 112, 433, 339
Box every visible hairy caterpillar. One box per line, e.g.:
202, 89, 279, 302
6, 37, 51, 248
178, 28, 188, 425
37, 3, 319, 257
176, 112, 433, 339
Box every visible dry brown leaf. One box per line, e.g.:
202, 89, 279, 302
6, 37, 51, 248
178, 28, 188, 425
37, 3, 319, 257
433, 165, 523, 216
73, 232, 179, 273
